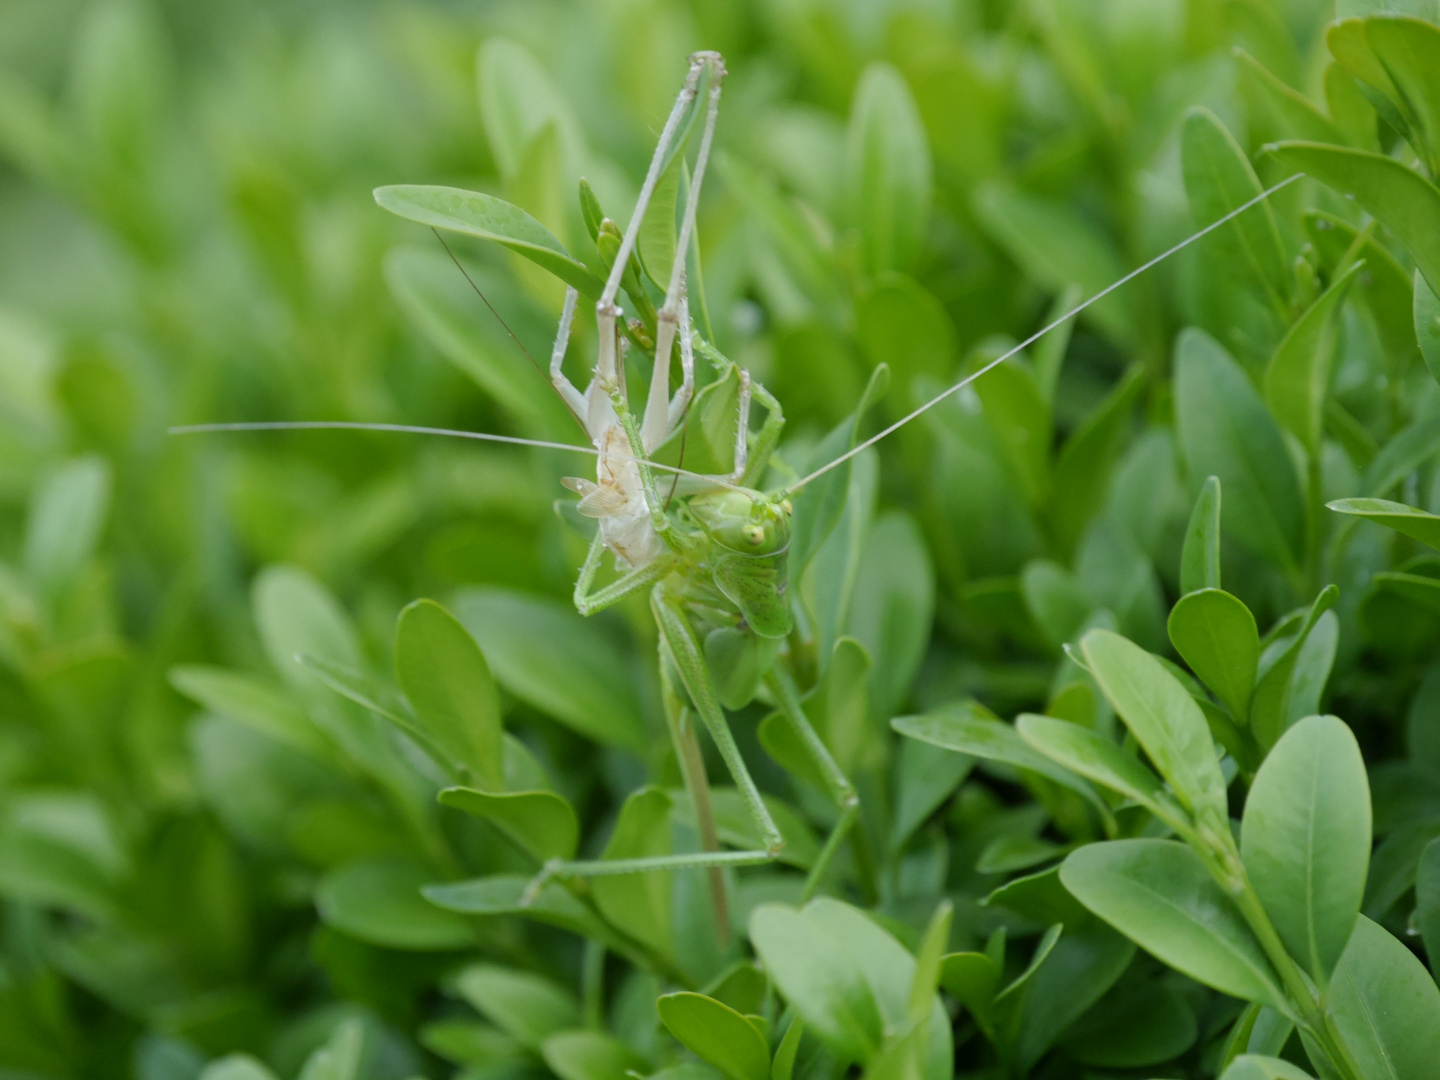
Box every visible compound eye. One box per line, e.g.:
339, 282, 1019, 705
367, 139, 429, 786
780, 498, 794, 515
742, 523, 766, 546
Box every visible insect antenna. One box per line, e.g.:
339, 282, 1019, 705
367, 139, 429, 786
430, 227, 590, 436
167, 420, 750, 492
785, 174, 1302, 494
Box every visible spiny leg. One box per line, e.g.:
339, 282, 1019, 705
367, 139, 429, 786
644, 55, 724, 450
549, 286, 586, 421
659, 635, 729, 944
520, 582, 784, 916
764, 667, 863, 902
595, 52, 719, 396
570, 531, 676, 616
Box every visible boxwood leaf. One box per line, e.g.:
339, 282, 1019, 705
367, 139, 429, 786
1240, 716, 1370, 984
1219, 1056, 1316, 1080
1015, 714, 1177, 826
1080, 629, 1229, 826
1416, 838, 1440, 976
541, 1030, 646, 1080
748, 903, 884, 1062
1327, 496, 1440, 549
1182, 108, 1291, 317
1363, 16, 1440, 175
1061, 982, 1197, 1068
1060, 840, 1285, 1009
315, 856, 477, 950
1265, 142, 1440, 297
422, 874, 632, 956
1329, 915, 1440, 1080
438, 787, 578, 862
453, 588, 647, 751
453, 963, 579, 1051
1167, 589, 1260, 721
374, 186, 603, 298
892, 706, 1110, 820
1174, 329, 1304, 569
396, 600, 505, 789
1249, 585, 1339, 750
592, 788, 673, 956
844, 63, 931, 276
1263, 261, 1362, 452
1180, 477, 1223, 594
657, 993, 769, 1080
1418, 270, 1440, 384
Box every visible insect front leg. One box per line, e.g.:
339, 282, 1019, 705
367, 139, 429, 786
571, 532, 675, 616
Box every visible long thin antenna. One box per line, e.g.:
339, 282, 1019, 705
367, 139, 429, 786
431, 228, 546, 382
430, 228, 589, 436
169, 421, 592, 454
787, 174, 1302, 493
168, 420, 747, 491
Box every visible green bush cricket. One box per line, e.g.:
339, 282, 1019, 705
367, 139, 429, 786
172, 48, 1297, 940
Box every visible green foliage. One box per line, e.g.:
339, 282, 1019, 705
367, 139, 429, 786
4, 2, 1440, 1079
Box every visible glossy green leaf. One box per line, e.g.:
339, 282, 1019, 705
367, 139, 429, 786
1266, 142, 1440, 297
1174, 329, 1304, 568
938, 952, 1000, 1031
748, 903, 884, 1062
1183, 108, 1290, 316
855, 274, 956, 401
592, 788, 672, 956
1061, 982, 1197, 1068
889, 735, 973, 850
1241, 716, 1371, 983
421, 874, 632, 956
1048, 365, 1144, 557
1080, 629, 1229, 826
438, 787, 577, 862
1263, 261, 1362, 452
198, 1059, 279, 1080
1329, 915, 1440, 1080
1249, 585, 1340, 750
1168, 589, 1260, 721
1014, 714, 1176, 824
1364, 16, 1440, 174
1181, 476, 1223, 594
453, 588, 646, 751
658, 993, 769, 1080
1328, 496, 1440, 549
1235, 49, 1344, 145
315, 856, 477, 950
453, 964, 579, 1051
1416, 838, 1440, 975
375, 186, 602, 297
1220, 1056, 1316, 1080
541, 1030, 646, 1080
892, 706, 1109, 818
253, 565, 361, 693
1060, 840, 1285, 1008
770, 1018, 804, 1080
169, 665, 329, 758
844, 63, 931, 276
396, 600, 504, 788
973, 183, 1132, 346
1417, 270, 1440, 384
24, 455, 111, 598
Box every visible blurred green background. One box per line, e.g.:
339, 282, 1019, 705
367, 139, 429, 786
0, 0, 1415, 1076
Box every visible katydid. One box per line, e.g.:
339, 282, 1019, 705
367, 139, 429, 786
171, 48, 1298, 938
